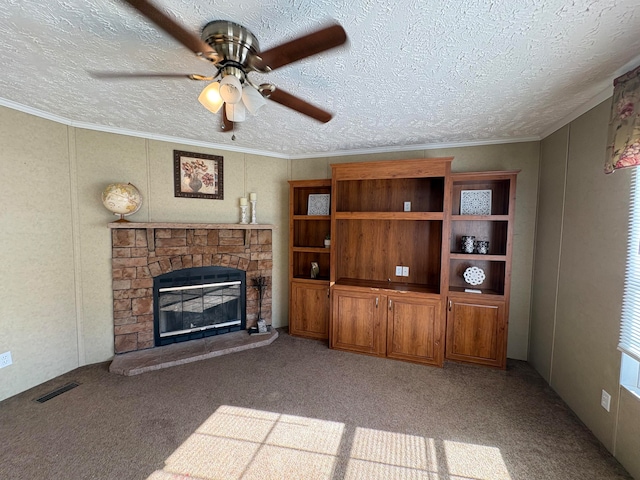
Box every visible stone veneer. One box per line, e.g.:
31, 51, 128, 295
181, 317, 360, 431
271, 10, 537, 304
108, 223, 274, 354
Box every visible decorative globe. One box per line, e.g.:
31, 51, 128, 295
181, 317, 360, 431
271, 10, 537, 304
101, 183, 142, 222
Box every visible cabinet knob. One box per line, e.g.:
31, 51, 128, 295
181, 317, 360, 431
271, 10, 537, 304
376, 297, 379, 308
448, 300, 452, 311
389, 299, 392, 310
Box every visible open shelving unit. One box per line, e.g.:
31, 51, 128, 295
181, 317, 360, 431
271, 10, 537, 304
445, 171, 518, 368
329, 158, 453, 366
288, 179, 332, 340
287, 161, 519, 370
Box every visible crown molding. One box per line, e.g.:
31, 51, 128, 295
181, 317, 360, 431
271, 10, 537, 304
539, 54, 640, 140
0, 98, 287, 159
287, 136, 541, 160
539, 87, 612, 140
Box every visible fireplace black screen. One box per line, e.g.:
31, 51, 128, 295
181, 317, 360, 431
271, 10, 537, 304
153, 266, 246, 346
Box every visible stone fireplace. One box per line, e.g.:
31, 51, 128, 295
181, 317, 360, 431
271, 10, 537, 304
108, 222, 274, 354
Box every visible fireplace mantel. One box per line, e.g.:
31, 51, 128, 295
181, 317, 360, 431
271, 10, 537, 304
108, 222, 275, 230
108, 222, 274, 354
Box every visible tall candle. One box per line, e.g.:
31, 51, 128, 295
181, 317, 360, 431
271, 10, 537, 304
250, 192, 257, 201
240, 197, 248, 206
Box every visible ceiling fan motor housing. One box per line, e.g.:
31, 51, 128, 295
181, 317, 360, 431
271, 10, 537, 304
201, 20, 259, 70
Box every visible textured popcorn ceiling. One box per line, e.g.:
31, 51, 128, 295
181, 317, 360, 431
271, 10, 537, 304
1, 0, 640, 158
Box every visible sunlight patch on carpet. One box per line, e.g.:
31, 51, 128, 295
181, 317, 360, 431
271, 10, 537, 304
444, 440, 512, 480
148, 405, 344, 480
345, 428, 438, 479
146, 405, 512, 480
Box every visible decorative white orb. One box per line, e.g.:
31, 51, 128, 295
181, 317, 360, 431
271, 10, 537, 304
101, 183, 142, 221
463, 266, 486, 286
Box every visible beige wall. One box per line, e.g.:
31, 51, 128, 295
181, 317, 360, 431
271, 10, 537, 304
529, 125, 570, 381
0, 106, 289, 401
294, 142, 540, 360
530, 99, 640, 478
0, 109, 79, 399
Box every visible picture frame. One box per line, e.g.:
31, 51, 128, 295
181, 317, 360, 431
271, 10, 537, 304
307, 194, 330, 215
460, 189, 492, 215
174, 150, 224, 199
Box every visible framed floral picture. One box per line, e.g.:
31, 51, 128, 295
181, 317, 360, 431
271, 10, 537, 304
174, 150, 224, 199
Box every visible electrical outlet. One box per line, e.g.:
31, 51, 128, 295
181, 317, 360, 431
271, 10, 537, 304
395, 266, 403, 276
0, 351, 12, 369
404, 201, 411, 212
601, 389, 611, 412
402, 266, 409, 276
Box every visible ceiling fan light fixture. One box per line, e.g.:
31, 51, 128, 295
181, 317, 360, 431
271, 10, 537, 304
219, 75, 243, 104
198, 82, 223, 113
242, 85, 267, 114
226, 101, 246, 122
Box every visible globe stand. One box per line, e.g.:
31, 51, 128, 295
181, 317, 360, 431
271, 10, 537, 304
114, 213, 132, 223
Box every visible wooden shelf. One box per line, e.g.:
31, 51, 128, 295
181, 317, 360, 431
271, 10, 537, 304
447, 286, 504, 298
293, 215, 331, 221
108, 222, 275, 230
293, 275, 330, 282
451, 215, 510, 222
293, 246, 331, 253
335, 212, 444, 220
335, 278, 440, 295
449, 253, 507, 261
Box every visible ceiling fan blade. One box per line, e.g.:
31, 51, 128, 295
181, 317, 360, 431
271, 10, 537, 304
260, 84, 332, 123
120, 0, 219, 61
221, 107, 233, 132
89, 71, 214, 81
252, 24, 347, 72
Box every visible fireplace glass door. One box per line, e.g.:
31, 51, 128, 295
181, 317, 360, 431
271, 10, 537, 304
158, 281, 242, 338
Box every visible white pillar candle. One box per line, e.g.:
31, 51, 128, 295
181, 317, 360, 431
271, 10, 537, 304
249, 192, 257, 201
240, 197, 248, 206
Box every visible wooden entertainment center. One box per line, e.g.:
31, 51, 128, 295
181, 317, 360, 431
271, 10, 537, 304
288, 158, 518, 369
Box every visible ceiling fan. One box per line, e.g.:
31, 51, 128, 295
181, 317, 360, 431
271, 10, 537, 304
93, 0, 348, 133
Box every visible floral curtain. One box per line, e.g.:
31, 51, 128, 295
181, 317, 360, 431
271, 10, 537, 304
605, 65, 640, 174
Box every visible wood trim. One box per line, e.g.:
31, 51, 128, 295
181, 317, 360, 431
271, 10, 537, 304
331, 157, 454, 180
451, 170, 521, 181
109, 222, 275, 230
451, 215, 510, 221
334, 212, 444, 221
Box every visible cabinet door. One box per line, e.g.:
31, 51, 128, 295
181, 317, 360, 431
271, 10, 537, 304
446, 297, 506, 368
331, 289, 385, 356
289, 282, 330, 340
386, 295, 442, 366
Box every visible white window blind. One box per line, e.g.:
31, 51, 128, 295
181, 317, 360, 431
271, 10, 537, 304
619, 170, 640, 363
